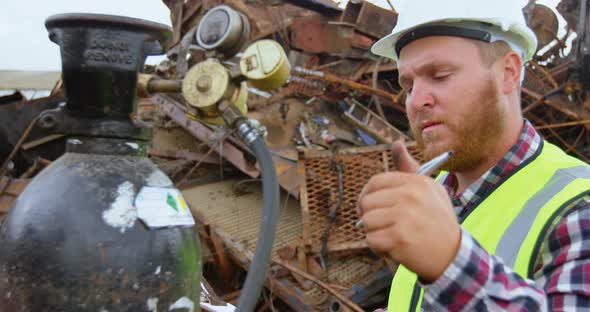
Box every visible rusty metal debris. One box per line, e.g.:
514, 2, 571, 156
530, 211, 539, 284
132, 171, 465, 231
300, 145, 395, 254
2, 0, 590, 311
0, 177, 29, 217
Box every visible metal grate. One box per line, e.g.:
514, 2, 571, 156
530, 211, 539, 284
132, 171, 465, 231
303, 257, 377, 306
299, 144, 396, 253
184, 178, 388, 310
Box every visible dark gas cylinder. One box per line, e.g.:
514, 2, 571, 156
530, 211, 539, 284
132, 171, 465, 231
0, 14, 201, 312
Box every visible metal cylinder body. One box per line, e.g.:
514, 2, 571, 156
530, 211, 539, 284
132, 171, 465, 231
0, 142, 201, 311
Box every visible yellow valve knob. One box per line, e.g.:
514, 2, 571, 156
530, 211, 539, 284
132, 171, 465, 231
240, 40, 290, 91
182, 59, 247, 125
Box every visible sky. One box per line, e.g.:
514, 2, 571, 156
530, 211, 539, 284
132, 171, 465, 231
0, 0, 562, 71
1, 0, 172, 71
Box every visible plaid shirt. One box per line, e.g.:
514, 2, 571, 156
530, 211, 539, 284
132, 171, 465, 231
419, 120, 590, 311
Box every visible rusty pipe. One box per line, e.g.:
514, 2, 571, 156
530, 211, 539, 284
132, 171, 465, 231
137, 74, 182, 97
292, 66, 405, 112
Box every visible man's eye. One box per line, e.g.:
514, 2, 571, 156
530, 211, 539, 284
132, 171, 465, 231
433, 74, 450, 81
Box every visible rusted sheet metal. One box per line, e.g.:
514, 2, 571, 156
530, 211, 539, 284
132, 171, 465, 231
0, 92, 25, 105
164, 0, 315, 48
247, 99, 303, 199
290, 14, 353, 53
273, 157, 302, 199
152, 94, 260, 178
340, 0, 398, 39
299, 144, 395, 253
351, 32, 376, 49
527, 4, 559, 49
210, 231, 235, 292
205, 0, 314, 40
154, 94, 303, 197
284, 0, 342, 15
162, 0, 203, 47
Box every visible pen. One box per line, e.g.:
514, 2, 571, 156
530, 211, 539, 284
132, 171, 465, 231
355, 150, 453, 229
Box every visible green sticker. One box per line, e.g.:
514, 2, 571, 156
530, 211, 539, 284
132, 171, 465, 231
136, 186, 195, 229
166, 193, 178, 212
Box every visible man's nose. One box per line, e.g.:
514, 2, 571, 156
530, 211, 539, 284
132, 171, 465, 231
406, 80, 434, 111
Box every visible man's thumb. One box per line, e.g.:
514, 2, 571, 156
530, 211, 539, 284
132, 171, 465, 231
391, 139, 420, 173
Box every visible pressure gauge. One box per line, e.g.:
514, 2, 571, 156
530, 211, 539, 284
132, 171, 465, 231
196, 5, 250, 57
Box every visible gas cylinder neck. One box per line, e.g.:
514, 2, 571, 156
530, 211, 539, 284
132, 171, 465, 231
45, 13, 171, 137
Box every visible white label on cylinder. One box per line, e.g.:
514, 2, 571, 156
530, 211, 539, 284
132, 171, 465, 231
136, 187, 195, 229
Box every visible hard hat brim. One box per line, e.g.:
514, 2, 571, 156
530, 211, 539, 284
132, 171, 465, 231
371, 19, 538, 63
371, 32, 398, 60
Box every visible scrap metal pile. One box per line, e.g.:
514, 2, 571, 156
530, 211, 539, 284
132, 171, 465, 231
1, 0, 590, 310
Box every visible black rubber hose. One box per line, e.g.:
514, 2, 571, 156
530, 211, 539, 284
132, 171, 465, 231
235, 136, 280, 312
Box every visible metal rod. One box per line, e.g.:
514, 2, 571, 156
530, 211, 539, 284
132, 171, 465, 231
0, 117, 38, 177
22, 134, 65, 151
566, 127, 586, 153
38, 157, 52, 166
530, 114, 590, 162
19, 159, 40, 179
292, 66, 405, 112
148, 79, 183, 93
385, 0, 396, 11
535, 119, 590, 130
273, 258, 364, 312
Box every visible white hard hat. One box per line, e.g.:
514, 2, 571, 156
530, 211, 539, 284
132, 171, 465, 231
371, 0, 538, 63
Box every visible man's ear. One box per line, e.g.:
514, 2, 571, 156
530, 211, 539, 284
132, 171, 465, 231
500, 51, 522, 94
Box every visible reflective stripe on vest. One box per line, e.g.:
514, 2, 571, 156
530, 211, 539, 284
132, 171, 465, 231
388, 141, 590, 311
497, 165, 590, 269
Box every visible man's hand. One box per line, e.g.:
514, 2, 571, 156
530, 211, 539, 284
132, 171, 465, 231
357, 141, 461, 282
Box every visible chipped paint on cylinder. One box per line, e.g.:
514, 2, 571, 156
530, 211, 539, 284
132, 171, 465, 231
102, 181, 138, 233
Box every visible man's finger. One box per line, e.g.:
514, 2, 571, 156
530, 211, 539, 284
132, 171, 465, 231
362, 171, 417, 195
365, 226, 401, 257
361, 207, 399, 231
358, 188, 402, 214
357, 183, 369, 215
392, 139, 420, 173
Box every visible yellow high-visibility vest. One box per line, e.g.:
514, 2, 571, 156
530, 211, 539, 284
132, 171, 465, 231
388, 141, 590, 311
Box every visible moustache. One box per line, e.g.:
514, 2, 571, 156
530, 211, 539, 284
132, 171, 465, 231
413, 113, 447, 131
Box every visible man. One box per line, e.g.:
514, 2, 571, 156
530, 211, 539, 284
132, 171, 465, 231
357, 0, 590, 310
